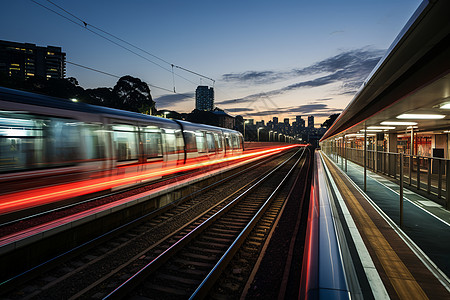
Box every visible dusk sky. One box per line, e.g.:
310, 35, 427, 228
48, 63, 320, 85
1, 0, 422, 125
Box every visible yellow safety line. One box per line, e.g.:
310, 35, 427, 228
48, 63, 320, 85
322, 155, 428, 300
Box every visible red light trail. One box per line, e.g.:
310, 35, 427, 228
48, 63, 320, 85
0, 145, 303, 214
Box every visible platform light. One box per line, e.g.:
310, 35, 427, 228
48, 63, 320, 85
397, 113, 445, 119
360, 129, 382, 132
440, 103, 450, 109
367, 126, 396, 130
380, 121, 418, 126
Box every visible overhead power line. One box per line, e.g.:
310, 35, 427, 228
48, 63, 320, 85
67, 61, 175, 93
31, 0, 215, 89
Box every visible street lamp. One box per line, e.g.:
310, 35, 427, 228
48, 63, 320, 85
269, 130, 273, 142
163, 111, 169, 118
257, 127, 263, 142
244, 120, 249, 141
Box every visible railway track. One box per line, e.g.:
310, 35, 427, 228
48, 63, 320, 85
104, 146, 307, 299
1, 147, 304, 299
0, 152, 254, 230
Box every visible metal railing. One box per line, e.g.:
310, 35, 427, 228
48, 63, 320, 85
322, 143, 449, 209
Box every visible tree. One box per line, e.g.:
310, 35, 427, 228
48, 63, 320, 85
186, 109, 218, 126
0, 74, 156, 115
112, 76, 155, 114
322, 113, 340, 129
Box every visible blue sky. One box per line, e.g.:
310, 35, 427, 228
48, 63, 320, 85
1, 0, 422, 125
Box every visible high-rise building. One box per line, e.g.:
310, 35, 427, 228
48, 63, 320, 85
296, 116, 305, 128
308, 115, 314, 128
195, 86, 214, 111
0, 40, 66, 80
273, 117, 278, 125
284, 118, 290, 125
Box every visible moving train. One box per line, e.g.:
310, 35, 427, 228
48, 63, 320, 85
0, 87, 244, 195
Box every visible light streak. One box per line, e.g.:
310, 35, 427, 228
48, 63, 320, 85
0, 145, 303, 214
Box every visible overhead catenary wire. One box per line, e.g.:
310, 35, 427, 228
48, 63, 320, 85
67, 61, 175, 93
34, 0, 215, 88
68, 60, 195, 100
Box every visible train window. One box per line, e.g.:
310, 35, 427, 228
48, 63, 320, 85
224, 135, 232, 150
206, 133, 215, 152
112, 125, 139, 162
82, 124, 105, 160
163, 129, 177, 155
144, 132, 163, 158
196, 131, 206, 153
214, 133, 223, 151
44, 119, 81, 164
183, 131, 197, 153
142, 127, 163, 159
232, 135, 240, 149
0, 113, 43, 172
0, 112, 81, 172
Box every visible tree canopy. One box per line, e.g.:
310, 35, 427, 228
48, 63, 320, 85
0, 74, 156, 115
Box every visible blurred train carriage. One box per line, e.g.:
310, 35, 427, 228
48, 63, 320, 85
0, 87, 243, 195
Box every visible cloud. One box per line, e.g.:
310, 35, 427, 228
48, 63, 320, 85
220, 47, 384, 97
222, 70, 286, 84
330, 30, 345, 35
154, 92, 194, 107
225, 107, 255, 113
291, 47, 384, 93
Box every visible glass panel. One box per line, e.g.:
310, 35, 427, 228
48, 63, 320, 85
184, 131, 197, 153
112, 124, 138, 161
206, 133, 215, 152
164, 131, 177, 155
196, 131, 206, 153
82, 124, 105, 160
215, 133, 223, 151
0, 112, 81, 172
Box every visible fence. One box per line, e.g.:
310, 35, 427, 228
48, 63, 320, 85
321, 142, 450, 209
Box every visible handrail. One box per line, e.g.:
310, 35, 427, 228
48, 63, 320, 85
300, 151, 349, 299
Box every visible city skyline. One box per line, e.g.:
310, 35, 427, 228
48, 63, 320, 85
0, 0, 422, 124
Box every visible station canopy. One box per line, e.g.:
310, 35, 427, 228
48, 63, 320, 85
321, 0, 450, 141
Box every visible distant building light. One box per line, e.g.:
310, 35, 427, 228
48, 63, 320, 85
71, 98, 78, 102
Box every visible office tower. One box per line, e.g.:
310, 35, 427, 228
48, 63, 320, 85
0, 40, 66, 80
195, 86, 214, 111
308, 115, 314, 128
296, 116, 305, 128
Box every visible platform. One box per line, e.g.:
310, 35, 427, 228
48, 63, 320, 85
319, 151, 450, 299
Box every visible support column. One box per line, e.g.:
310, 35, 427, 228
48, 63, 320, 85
388, 133, 397, 177
344, 135, 348, 172
374, 133, 378, 173
364, 124, 367, 192
400, 152, 404, 227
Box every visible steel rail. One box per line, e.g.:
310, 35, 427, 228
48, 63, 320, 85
103, 147, 305, 299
